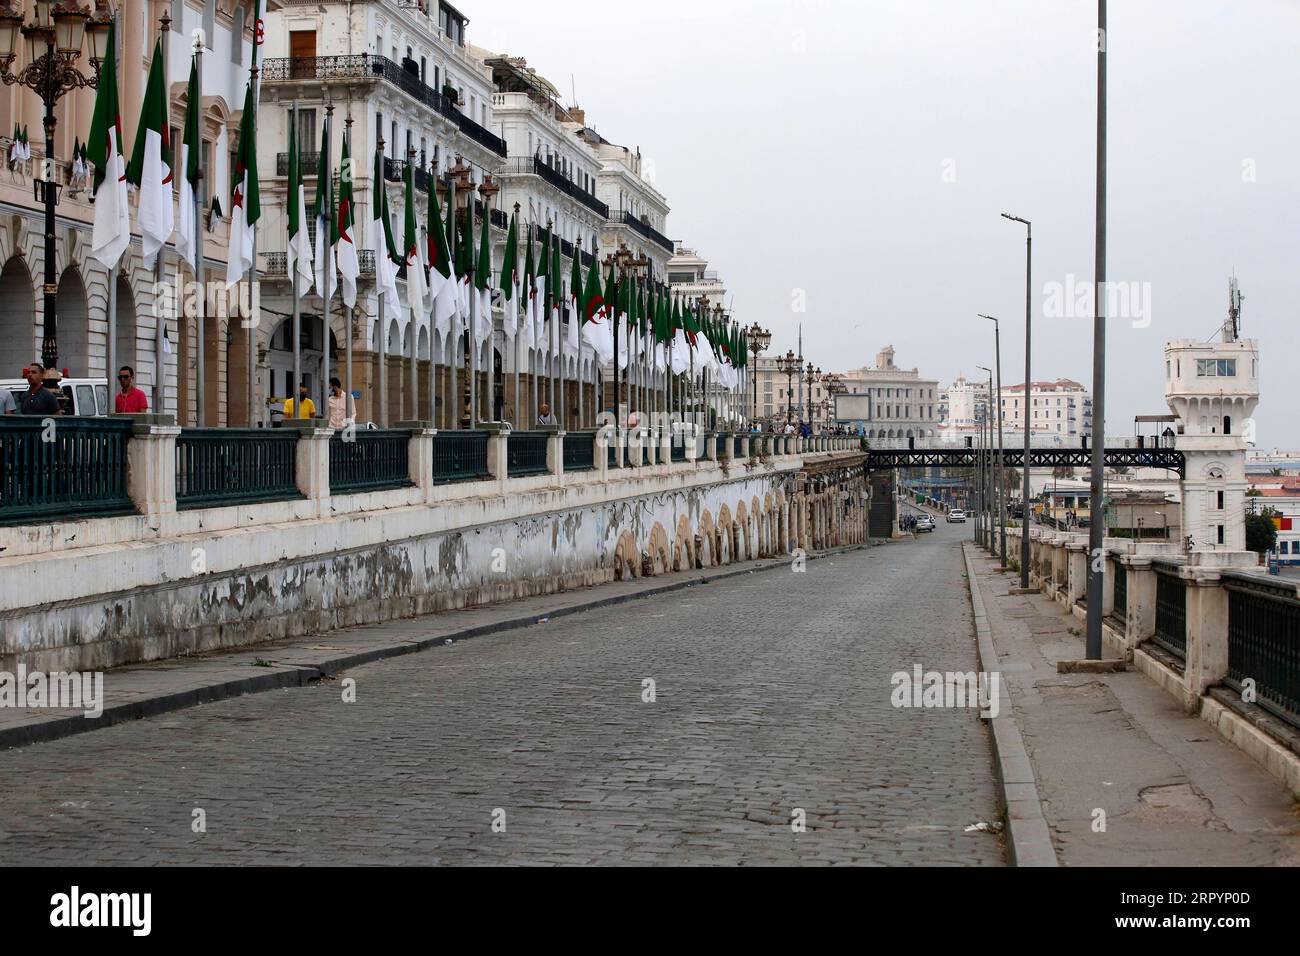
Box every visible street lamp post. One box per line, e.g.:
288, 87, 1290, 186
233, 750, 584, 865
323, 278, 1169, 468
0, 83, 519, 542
979, 366, 995, 550
1002, 211, 1033, 590
1086, 0, 1108, 661
775, 349, 799, 427
980, 314, 1007, 568
747, 322, 770, 426
0, 1, 110, 384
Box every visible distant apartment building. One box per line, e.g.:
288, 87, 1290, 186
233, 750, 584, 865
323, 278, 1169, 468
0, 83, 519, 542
832, 346, 940, 440
1000, 379, 1093, 439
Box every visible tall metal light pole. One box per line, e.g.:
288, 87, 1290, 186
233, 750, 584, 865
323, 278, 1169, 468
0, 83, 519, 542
980, 315, 1007, 567
747, 322, 771, 425
1085, 0, 1108, 661
776, 349, 799, 426
0, 1, 110, 384
1002, 211, 1033, 587
979, 366, 995, 550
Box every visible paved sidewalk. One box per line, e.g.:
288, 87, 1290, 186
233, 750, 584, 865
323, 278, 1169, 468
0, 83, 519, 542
0, 546, 865, 752
966, 546, 1300, 866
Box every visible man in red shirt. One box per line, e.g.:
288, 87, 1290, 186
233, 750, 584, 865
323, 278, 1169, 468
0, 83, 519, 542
114, 366, 149, 414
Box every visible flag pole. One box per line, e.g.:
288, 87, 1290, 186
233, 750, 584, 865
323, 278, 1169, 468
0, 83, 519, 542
447, 176, 457, 429
376, 140, 387, 428
193, 38, 205, 426
290, 102, 302, 419
320, 103, 333, 419
344, 115, 353, 428
406, 148, 418, 424
247, 53, 261, 428
529, 223, 536, 427
513, 202, 520, 428
154, 11, 170, 416
469, 196, 478, 430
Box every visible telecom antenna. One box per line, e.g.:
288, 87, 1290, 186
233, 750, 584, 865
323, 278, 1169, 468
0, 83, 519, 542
1226, 274, 1243, 343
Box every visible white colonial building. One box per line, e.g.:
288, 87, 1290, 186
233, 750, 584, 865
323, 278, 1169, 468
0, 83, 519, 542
999, 378, 1093, 440
832, 346, 940, 441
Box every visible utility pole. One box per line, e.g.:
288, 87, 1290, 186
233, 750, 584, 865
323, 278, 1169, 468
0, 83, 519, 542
1085, 0, 1108, 661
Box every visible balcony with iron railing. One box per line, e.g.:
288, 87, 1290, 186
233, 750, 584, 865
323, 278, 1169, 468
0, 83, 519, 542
615, 211, 674, 253
261, 55, 507, 157
504, 155, 608, 219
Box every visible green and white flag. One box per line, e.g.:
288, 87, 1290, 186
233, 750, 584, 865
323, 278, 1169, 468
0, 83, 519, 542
499, 211, 518, 338
335, 130, 359, 308
225, 80, 260, 288
474, 203, 493, 345
370, 149, 400, 306
285, 113, 315, 294
313, 115, 337, 306
427, 175, 456, 336
126, 39, 174, 267
401, 159, 426, 318
175, 57, 200, 266
580, 257, 613, 363
520, 225, 536, 350
88, 14, 129, 270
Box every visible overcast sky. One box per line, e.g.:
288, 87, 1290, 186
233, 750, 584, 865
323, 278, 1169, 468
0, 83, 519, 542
475, 0, 1299, 447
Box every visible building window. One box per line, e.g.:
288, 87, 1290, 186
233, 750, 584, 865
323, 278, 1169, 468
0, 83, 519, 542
231, 6, 244, 63
1197, 359, 1237, 377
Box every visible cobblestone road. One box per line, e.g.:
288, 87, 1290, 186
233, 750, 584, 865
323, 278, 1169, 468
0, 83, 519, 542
0, 516, 1004, 865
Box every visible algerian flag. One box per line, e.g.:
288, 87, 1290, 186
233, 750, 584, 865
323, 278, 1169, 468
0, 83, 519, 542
88, 14, 130, 270
175, 57, 200, 266
499, 211, 518, 338
549, 233, 562, 356
371, 150, 400, 306
427, 177, 456, 337
401, 160, 426, 318
225, 80, 260, 288
455, 198, 473, 319
20, 124, 29, 161
313, 115, 337, 306
580, 257, 613, 363
475, 205, 493, 344
126, 39, 174, 268
520, 226, 536, 350
285, 113, 315, 294
335, 130, 359, 308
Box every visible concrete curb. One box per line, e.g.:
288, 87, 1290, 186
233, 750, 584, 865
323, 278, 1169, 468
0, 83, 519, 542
962, 543, 1059, 868
1, 545, 865, 753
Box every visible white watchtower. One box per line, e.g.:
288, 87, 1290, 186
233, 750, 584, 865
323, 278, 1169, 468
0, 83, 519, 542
1163, 279, 1259, 565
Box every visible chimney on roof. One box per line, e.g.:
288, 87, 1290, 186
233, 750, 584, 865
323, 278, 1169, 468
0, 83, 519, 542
568, 106, 585, 125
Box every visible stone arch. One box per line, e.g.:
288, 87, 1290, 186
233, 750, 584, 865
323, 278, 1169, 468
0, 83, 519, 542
697, 510, 716, 568
612, 530, 640, 582
417, 326, 430, 361
752, 495, 764, 556
0, 255, 35, 363
647, 523, 671, 577
673, 515, 695, 572
56, 267, 90, 378
743, 502, 754, 561
717, 505, 733, 565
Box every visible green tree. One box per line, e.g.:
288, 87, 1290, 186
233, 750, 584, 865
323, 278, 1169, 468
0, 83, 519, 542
1245, 508, 1279, 556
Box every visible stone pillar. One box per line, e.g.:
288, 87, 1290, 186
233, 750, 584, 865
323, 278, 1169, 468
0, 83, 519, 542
719, 434, 733, 461
547, 429, 566, 479
685, 424, 701, 463
627, 428, 643, 468
1125, 557, 1157, 647
487, 427, 510, 484
603, 424, 623, 470
294, 427, 334, 516
595, 428, 611, 481
1182, 568, 1229, 714
1066, 540, 1088, 607
738, 435, 751, 459
405, 426, 438, 503
126, 418, 181, 520
661, 425, 674, 465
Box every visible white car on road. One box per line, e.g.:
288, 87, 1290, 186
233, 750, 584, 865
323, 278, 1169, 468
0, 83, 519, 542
947, 510, 967, 524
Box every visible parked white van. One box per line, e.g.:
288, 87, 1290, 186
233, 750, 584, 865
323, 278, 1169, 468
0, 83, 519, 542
0, 377, 110, 416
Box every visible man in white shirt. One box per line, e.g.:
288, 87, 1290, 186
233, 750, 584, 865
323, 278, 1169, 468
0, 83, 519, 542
327, 378, 355, 429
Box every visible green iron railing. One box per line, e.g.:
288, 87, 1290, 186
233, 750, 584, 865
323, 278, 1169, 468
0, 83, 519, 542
176, 429, 301, 509
1152, 568, 1187, 660
330, 430, 413, 494
1225, 579, 1300, 729
507, 432, 550, 477
670, 436, 687, 462
1112, 560, 1128, 624
563, 431, 596, 472
0, 417, 134, 524
433, 430, 491, 484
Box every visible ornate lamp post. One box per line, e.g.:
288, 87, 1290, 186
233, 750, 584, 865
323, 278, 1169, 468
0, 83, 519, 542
0, 0, 110, 380
746, 322, 769, 425
824, 372, 846, 430
775, 349, 799, 426
804, 362, 821, 424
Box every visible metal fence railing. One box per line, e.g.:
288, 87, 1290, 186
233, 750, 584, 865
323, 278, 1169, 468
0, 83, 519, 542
507, 432, 550, 478
176, 429, 301, 510
1152, 567, 1188, 660
1111, 560, 1128, 625
330, 430, 413, 494
0, 417, 134, 524
433, 431, 491, 484
563, 432, 596, 472
1225, 577, 1300, 730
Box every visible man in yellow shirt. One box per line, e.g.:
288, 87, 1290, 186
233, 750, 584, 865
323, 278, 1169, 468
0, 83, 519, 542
282, 382, 317, 420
